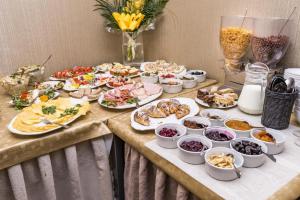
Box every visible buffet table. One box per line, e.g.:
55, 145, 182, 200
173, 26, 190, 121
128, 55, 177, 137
0, 79, 217, 200
107, 86, 300, 200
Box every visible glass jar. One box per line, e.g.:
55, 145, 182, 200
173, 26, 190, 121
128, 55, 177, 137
251, 17, 296, 68
122, 31, 144, 66
220, 16, 254, 71
237, 62, 269, 114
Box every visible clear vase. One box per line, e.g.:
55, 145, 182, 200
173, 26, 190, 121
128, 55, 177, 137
122, 32, 144, 67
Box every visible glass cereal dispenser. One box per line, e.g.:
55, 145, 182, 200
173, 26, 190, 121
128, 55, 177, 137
220, 16, 254, 71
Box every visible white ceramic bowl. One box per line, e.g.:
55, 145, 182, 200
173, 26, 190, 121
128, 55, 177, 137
177, 135, 212, 164
204, 127, 236, 148
200, 109, 228, 127
161, 79, 183, 94
140, 73, 158, 84
181, 116, 211, 135
224, 118, 252, 138
204, 147, 244, 181
155, 123, 187, 148
187, 70, 207, 83
181, 75, 198, 89
158, 73, 177, 83
250, 128, 286, 155
230, 137, 267, 168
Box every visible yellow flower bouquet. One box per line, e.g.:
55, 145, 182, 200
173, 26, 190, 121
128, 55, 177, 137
94, 0, 169, 65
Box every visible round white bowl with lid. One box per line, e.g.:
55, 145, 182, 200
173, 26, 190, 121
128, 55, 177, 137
200, 109, 228, 127
204, 127, 236, 148
204, 147, 244, 181
155, 123, 187, 148
250, 128, 286, 155
181, 116, 211, 135
230, 137, 268, 168
177, 135, 212, 164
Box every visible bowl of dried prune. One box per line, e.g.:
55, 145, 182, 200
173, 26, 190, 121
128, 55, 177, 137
204, 127, 236, 148
177, 135, 212, 164
182, 116, 211, 134
230, 138, 268, 168
155, 123, 187, 148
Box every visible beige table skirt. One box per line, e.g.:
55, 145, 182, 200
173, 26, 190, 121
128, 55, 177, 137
124, 143, 200, 200
0, 135, 113, 200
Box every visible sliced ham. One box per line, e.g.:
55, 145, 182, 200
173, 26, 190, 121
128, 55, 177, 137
143, 83, 162, 96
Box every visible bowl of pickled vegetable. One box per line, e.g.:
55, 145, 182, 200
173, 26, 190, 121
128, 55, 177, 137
250, 129, 286, 155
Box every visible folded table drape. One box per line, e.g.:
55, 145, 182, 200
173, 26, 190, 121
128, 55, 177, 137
0, 135, 114, 200
124, 143, 199, 200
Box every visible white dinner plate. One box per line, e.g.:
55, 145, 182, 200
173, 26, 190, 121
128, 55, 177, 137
195, 97, 238, 109
98, 87, 163, 109
63, 74, 111, 91
7, 98, 87, 136
140, 62, 187, 77
130, 97, 199, 131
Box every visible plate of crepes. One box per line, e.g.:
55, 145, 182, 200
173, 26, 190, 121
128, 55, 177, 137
8, 98, 90, 135
140, 60, 186, 76
195, 86, 238, 109
131, 98, 199, 131
63, 73, 112, 91
107, 63, 140, 77
50, 66, 96, 81
106, 76, 135, 88
99, 82, 162, 109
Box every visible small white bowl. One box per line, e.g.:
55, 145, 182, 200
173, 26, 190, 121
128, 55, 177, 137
181, 116, 211, 134
224, 118, 252, 138
177, 135, 212, 164
140, 73, 158, 84
161, 79, 183, 94
204, 127, 236, 148
230, 137, 267, 168
181, 75, 198, 89
200, 109, 228, 127
155, 123, 187, 148
158, 73, 177, 83
205, 147, 244, 181
187, 70, 207, 83
250, 129, 286, 155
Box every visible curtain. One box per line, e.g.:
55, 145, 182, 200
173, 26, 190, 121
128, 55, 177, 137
124, 143, 200, 200
0, 135, 113, 200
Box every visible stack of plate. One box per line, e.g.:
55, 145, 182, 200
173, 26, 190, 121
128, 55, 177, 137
295, 82, 300, 123
284, 68, 300, 84
284, 68, 300, 123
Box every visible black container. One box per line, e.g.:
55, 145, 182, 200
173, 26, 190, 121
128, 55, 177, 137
261, 88, 297, 129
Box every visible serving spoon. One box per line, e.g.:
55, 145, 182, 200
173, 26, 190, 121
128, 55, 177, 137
226, 153, 241, 178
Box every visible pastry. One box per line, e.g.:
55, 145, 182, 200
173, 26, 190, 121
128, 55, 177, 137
145, 105, 167, 118
203, 95, 215, 105
197, 89, 209, 99
214, 94, 234, 107
134, 111, 150, 126
217, 88, 235, 95
168, 99, 180, 114
175, 104, 190, 119
224, 93, 238, 100
157, 101, 171, 116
